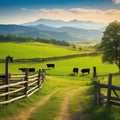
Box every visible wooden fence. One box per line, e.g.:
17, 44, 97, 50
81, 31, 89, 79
93, 74, 120, 107
0, 52, 100, 63
0, 69, 46, 105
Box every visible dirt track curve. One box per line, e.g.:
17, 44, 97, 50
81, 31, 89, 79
2, 87, 87, 120
4, 89, 59, 120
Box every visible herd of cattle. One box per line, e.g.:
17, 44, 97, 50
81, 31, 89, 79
73, 68, 90, 74
46, 64, 90, 74
18, 64, 90, 75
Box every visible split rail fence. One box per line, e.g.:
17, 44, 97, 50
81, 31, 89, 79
94, 74, 120, 107
0, 69, 46, 105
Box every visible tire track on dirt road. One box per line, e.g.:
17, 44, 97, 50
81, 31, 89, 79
3, 89, 59, 120
54, 88, 86, 120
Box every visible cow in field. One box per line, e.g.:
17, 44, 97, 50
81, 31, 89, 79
46, 64, 55, 68
81, 68, 90, 74
0, 75, 5, 78
73, 68, 79, 74
19, 68, 35, 72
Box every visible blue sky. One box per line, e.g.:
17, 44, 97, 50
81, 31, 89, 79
0, 0, 119, 9
0, 0, 120, 24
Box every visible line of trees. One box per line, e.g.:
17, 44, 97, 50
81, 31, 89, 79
0, 34, 70, 46
36, 37, 70, 46
0, 34, 34, 42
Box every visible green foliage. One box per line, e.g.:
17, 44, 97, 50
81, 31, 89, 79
75, 87, 120, 120
72, 44, 76, 49
0, 34, 70, 46
99, 21, 120, 72
0, 34, 34, 42
36, 38, 70, 46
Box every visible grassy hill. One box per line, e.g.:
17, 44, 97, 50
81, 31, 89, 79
0, 42, 88, 59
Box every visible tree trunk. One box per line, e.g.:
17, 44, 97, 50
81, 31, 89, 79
119, 65, 120, 73
116, 60, 120, 73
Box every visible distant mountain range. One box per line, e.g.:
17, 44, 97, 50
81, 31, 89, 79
31, 24, 103, 41
23, 18, 106, 30
0, 19, 106, 43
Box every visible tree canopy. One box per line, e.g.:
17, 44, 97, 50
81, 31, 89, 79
99, 21, 120, 72
0, 34, 70, 46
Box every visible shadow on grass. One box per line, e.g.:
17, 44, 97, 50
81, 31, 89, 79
69, 73, 78, 77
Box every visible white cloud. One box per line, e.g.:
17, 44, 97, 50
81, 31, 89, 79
21, 8, 28, 11
0, 7, 120, 24
34, 8, 120, 23
113, 0, 120, 4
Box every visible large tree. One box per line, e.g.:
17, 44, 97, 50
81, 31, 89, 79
99, 21, 120, 72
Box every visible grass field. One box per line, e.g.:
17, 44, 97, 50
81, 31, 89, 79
0, 42, 90, 59
0, 42, 120, 120
0, 55, 118, 76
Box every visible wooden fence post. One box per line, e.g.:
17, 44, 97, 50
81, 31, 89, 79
93, 66, 97, 78
5, 74, 10, 101
41, 69, 46, 83
94, 81, 98, 106
94, 81, 101, 107
5, 56, 13, 101
24, 69, 29, 97
38, 69, 41, 88
107, 74, 112, 107
98, 81, 102, 106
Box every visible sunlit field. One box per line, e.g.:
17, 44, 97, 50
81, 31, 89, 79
0, 42, 89, 59
0, 42, 120, 120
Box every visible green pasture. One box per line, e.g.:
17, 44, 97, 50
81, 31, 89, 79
0, 42, 88, 59
0, 55, 118, 76
17, 55, 120, 87
0, 55, 119, 87
0, 42, 120, 120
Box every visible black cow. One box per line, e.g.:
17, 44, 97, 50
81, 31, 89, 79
19, 68, 35, 72
46, 64, 55, 68
73, 68, 79, 74
81, 68, 90, 74
0, 75, 5, 78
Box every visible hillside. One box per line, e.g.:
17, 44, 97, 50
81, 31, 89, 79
23, 18, 105, 42
0, 24, 82, 42
32, 24, 103, 41
0, 42, 85, 59
0, 24, 103, 43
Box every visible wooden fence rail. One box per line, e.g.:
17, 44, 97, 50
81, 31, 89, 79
0, 69, 46, 105
93, 74, 120, 107
0, 52, 100, 63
